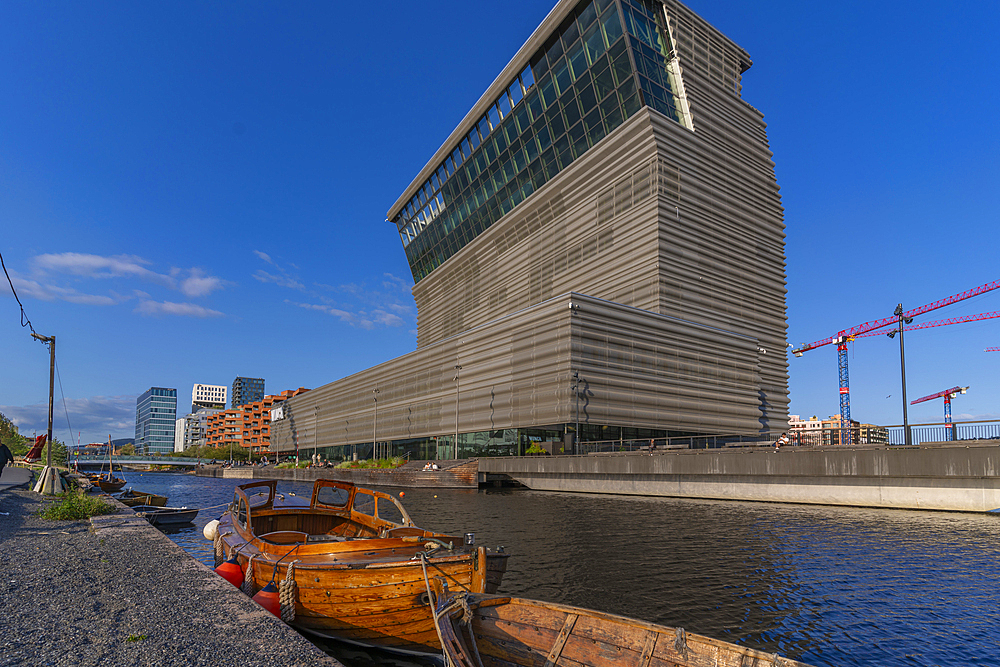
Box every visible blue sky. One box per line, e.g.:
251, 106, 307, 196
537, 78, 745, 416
2, 0, 999, 445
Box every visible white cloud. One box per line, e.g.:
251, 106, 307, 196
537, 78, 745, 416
180, 269, 225, 297
254, 270, 305, 290
286, 300, 408, 330
135, 300, 224, 318
253, 250, 274, 265
34, 252, 171, 286
7, 275, 117, 305
1, 395, 138, 444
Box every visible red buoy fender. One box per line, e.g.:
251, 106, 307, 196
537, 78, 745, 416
215, 555, 244, 588
252, 582, 281, 617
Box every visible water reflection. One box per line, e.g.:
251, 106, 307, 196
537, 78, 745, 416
126, 472, 1000, 667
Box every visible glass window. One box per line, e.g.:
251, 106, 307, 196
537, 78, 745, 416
498, 93, 512, 118
514, 104, 530, 134
508, 81, 524, 107
520, 65, 535, 90
477, 116, 491, 139
353, 491, 376, 516
526, 89, 543, 121
536, 124, 552, 152
430, 173, 439, 191
561, 15, 580, 48
494, 126, 508, 153
445, 156, 454, 175
552, 57, 572, 95
567, 39, 588, 79
469, 127, 481, 150
583, 21, 606, 64
483, 137, 497, 163
460, 138, 471, 159
316, 485, 349, 508
488, 105, 501, 129
584, 107, 605, 145
546, 33, 564, 65
376, 497, 404, 524
577, 0, 598, 30
578, 83, 598, 113
602, 7, 624, 46
562, 94, 582, 128
539, 74, 556, 109
452, 147, 464, 168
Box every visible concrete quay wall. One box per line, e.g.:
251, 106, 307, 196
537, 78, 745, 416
196, 460, 479, 488
478, 442, 1000, 513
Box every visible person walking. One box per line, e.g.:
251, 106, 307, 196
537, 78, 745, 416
0, 441, 14, 479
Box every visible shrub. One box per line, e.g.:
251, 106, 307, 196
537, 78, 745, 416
41, 491, 116, 521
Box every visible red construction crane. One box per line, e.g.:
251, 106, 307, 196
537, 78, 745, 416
853, 311, 1000, 340
911, 385, 968, 441
791, 279, 1000, 445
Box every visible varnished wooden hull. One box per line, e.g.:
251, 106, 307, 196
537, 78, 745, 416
97, 477, 126, 492
115, 490, 168, 507
216, 479, 510, 655
435, 592, 815, 667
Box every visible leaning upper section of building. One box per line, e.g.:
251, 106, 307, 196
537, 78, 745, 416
387, 0, 750, 284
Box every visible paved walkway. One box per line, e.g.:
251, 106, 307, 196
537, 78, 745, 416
0, 487, 341, 666
0, 465, 32, 492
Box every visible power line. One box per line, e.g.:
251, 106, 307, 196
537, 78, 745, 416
0, 249, 38, 339
56, 359, 74, 446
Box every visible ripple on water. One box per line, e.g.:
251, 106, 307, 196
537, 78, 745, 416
128, 473, 1000, 667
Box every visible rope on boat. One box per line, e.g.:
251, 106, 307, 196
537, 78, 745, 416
213, 530, 232, 568
419, 553, 449, 666
241, 553, 259, 597
429, 578, 486, 667
279, 560, 300, 623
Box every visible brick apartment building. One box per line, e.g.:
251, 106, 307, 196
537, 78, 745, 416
206, 388, 309, 455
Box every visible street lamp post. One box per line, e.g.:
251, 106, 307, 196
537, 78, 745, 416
888, 303, 913, 446
454, 365, 462, 460
572, 371, 581, 455
30, 333, 58, 493
372, 388, 380, 459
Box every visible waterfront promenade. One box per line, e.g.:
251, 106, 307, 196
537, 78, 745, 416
0, 476, 339, 666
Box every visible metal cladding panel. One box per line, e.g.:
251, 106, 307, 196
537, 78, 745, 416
270, 293, 763, 454
412, 109, 663, 349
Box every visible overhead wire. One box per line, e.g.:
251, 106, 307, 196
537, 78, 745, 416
0, 249, 39, 339
55, 359, 75, 447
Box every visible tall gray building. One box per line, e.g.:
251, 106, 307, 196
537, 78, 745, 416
231, 377, 264, 408
272, 0, 788, 460
135, 387, 177, 455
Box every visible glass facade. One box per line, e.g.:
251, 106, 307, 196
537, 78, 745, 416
393, 0, 688, 283
134, 387, 178, 455
231, 377, 265, 408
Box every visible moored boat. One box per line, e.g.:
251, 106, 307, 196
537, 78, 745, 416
96, 475, 127, 492
133, 505, 199, 525
114, 488, 168, 507
213, 479, 510, 655
432, 583, 815, 667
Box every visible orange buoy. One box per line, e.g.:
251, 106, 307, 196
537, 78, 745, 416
252, 582, 281, 617
215, 555, 244, 588
399, 491, 405, 498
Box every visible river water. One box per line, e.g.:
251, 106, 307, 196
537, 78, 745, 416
125, 472, 1000, 666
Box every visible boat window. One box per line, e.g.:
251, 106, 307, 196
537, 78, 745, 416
316, 485, 350, 508
237, 498, 248, 528
353, 491, 376, 517
376, 497, 404, 525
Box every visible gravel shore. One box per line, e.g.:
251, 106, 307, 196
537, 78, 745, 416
0, 486, 340, 667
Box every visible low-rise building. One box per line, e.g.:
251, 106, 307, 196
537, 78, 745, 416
206, 388, 308, 455
789, 414, 889, 446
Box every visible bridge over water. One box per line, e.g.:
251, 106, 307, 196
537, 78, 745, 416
75, 455, 203, 468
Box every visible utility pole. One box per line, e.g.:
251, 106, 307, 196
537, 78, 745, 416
31, 333, 59, 493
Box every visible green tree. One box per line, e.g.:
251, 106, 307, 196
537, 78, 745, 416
0, 411, 29, 456
119, 443, 135, 455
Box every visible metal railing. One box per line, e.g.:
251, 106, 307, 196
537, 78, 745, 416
884, 419, 1000, 445
577, 433, 780, 455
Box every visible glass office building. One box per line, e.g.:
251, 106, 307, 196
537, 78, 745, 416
231, 377, 265, 408
272, 0, 788, 460
135, 387, 177, 455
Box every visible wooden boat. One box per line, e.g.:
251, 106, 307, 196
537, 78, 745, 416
113, 488, 168, 507
215, 479, 510, 655
431, 583, 815, 667
133, 505, 199, 525
95, 434, 126, 492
